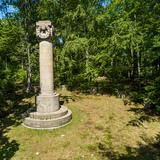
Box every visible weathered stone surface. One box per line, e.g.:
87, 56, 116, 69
23, 106, 72, 129
37, 94, 60, 113
30, 105, 68, 120
39, 39, 54, 96
23, 20, 72, 129
36, 21, 53, 39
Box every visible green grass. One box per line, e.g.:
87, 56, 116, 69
1, 90, 160, 160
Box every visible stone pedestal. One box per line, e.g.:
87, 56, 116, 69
24, 106, 72, 129
23, 21, 72, 129
37, 94, 59, 113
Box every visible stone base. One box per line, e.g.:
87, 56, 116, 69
23, 106, 72, 129
37, 94, 60, 113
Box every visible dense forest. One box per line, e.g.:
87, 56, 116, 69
0, 0, 160, 116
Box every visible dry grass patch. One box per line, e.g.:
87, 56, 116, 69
1, 90, 160, 160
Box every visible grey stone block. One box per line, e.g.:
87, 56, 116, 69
37, 94, 60, 113
23, 106, 72, 129
30, 105, 68, 120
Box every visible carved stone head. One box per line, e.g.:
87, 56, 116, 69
36, 21, 53, 39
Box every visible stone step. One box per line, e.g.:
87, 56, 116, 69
23, 108, 72, 129
29, 105, 68, 120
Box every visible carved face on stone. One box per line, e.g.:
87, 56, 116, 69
36, 21, 53, 39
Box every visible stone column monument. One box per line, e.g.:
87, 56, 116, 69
23, 21, 72, 129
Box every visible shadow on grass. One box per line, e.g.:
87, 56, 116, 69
98, 134, 160, 160
59, 95, 75, 104
0, 92, 33, 159
127, 107, 160, 127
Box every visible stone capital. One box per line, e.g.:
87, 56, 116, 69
36, 21, 53, 39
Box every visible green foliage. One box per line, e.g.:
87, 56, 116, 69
0, 19, 24, 115
0, 0, 160, 114
145, 77, 160, 112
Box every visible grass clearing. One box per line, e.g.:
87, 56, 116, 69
1, 90, 160, 160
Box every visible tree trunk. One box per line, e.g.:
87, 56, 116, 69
86, 48, 89, 73
137, 50, 141, 77
26, 42, 31, 93
131, 46, 134, 78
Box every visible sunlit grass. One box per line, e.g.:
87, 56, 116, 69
2, 90, 160, 160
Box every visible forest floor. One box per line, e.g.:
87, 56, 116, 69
0, 89, 160, 160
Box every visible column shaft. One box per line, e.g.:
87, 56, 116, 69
39, 40, 54, 95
